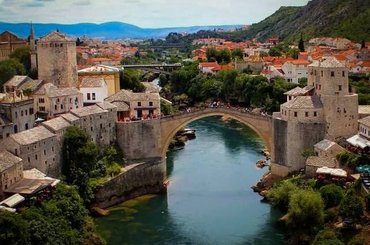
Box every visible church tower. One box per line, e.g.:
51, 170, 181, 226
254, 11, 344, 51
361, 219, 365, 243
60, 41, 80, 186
29, 23, 37, 70
37, 31, 78, 88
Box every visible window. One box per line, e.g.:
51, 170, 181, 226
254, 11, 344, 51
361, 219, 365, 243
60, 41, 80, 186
342, 71, 345, 77
14, 149, 18, 156
91, 127, 93, 131
39, 98, 45, 103
25, 123, 28, 130
294, 112, 297, 117
338, 85, 342, 91
305, 112, 308, 117
28, 157, 30, 163
30, 108, 34, 115
60, 43, 63, 47
55, 105, 57, 110
100, 124, 102, 129
138, 102, 141, 106
321, 71, 323, 77
61, 104, 64, 110
314, 112, 317, 117
87, 93, 91, 100
35, 154, 38, 160
92, 93, 96, 100
149, 102, 153, 106
57, 98, 60, 103
39, 106, 45, 111
25, 110, 28, 116
21, 110, 23, 117
331, 71, 335, 77
15, 111, 18, 118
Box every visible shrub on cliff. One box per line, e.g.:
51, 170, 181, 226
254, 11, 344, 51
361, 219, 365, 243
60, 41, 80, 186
319, 184, 344, 209
339, 192, 364, 220
287, 189, 325, 234
312, 229, 344, 245
267, 180, 298, 210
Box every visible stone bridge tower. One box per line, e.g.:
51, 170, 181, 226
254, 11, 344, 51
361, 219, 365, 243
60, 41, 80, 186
37, 31, 78, 88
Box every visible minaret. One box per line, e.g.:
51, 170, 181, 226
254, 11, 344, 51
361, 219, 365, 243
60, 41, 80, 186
29, 22, 37, 70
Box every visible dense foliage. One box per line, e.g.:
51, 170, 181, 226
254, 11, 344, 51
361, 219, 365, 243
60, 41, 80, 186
119, 69, 146, 92
319, 184, 344, 208
0, 184, 104, 245
339, 191, 364, 220
0, 58, 26, 92
62, 126, 123, 206
312, 229, 344, 245
161, 63, 297, 113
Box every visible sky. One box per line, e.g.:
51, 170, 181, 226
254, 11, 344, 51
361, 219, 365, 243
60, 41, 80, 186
0, 0, 310, 28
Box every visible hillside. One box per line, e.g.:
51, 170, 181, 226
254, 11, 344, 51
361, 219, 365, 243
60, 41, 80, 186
247, 0, 370, 42
0, 22, 240, 39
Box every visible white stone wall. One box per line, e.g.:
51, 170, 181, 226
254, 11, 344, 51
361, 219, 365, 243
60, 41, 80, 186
80, 86, 108, 104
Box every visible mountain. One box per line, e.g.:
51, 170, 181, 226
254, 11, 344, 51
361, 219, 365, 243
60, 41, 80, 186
0, 21, 240, 39
246, 0, 370, 42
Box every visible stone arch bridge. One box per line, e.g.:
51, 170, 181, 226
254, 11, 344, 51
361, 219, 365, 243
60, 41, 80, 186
99, 108, 273, 208
116, 107, 273, 162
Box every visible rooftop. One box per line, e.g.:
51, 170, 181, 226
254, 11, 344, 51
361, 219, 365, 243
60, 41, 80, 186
314, 139, 337, 151
71, 104, 106, 117
309, 56, 345, 68
34, 83, 81, 97
4, 76, 30, 87
96, 101, 117, 110
78, 64, 120, 73
60, 113, 80, 123
359, 116, 370, 128
282, 95, 323, 109
105, 89, 160, 103
111, 101, 130, 111
306, 156, 337, 168
38, 31, 74, 42
10, 125, 55, 145
80, 77, 107, 88
0, 150, 22, 172
284, 86, 314, 96
4, 178, 54, 195
41, 117, 71, 132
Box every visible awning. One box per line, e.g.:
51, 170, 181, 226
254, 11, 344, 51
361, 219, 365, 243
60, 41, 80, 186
316, 166, 332, 174
346, 134, 370, 149
0, 193, 25, 208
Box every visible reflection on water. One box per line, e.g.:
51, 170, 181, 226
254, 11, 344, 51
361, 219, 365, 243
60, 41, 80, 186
96, 117, 286, 245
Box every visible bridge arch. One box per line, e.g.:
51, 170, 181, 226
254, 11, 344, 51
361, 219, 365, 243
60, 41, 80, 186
160, 108, 273, 158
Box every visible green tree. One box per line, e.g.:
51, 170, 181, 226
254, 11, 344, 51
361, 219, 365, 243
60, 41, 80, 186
267, 180, 298, 209
339, 192, 364, 220
10, 46, 31, 72
312, 229, 344, 245
319, 184, 344, 208
216, 48, 231, 64
268, 47, 282, 57
0, 59, 26, 92
231, 48, 243, 60
0, 210, 28, 245
206, 48, 218, 62
120, 70, 146, 92
287, 189, 325, 233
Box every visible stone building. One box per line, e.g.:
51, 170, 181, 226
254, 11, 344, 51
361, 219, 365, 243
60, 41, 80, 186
0, 92, 35, 139
105, 89, 160, 121
33, 83, 83, 118
4, 126, 58, 177
271, 57, 358, 175
0, 31, 27, 61
78, 65, 121, 97
70, 103, 116, 147
37, 31, 78, 88
3, 75, 43, 95
0, 150, 23, 198
79, 77, 108, 105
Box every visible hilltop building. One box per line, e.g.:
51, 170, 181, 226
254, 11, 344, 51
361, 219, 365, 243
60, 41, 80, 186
37, 31, 78, 88
271, 57, 358, 175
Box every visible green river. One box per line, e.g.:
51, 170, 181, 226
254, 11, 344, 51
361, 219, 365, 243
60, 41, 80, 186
96, 116, 286, 245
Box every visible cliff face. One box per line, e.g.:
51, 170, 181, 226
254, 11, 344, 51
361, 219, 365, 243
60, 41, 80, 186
248, 0, 370, 42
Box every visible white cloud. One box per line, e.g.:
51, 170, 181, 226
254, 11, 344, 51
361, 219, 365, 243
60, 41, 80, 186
0, 0, 309, 27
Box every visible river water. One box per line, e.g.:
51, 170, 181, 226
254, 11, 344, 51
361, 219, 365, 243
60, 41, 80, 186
96, 117, 286, 245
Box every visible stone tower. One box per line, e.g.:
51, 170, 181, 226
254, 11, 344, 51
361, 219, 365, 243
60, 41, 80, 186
37, 31, 78, 88
308, 57, 358, 139
271, 56, 358, 176
29, 23, 37, 70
